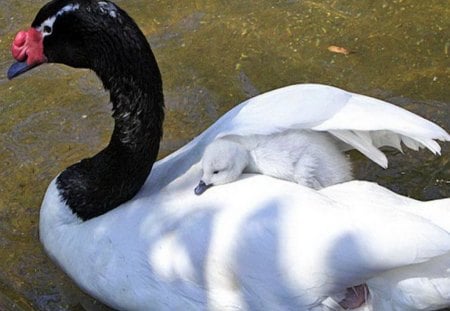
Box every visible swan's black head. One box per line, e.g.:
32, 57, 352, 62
8, 0, 164, 220
8, 0, 155, 81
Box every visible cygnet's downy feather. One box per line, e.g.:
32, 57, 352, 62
196, 130, 353, 194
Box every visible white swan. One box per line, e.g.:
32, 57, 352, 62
7, 1, 450, 310
195, 130, 353, 195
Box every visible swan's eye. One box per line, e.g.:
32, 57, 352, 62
43, 25, 52, 34
213, 170, 219, 174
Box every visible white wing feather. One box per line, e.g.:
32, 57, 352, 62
210, 84, 449, 168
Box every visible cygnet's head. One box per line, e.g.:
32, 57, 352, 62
195, 139, 249, 195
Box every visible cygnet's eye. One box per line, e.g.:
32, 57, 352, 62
213, 170, 219, 175
43, 25, 52, 34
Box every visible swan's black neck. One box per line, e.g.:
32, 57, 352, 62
56, 17, 164, 221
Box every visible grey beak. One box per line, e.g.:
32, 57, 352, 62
8, 61, 38, 80
194, 180, 211, 195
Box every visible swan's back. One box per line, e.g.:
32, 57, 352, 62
202, 178, 450, 310
150, 83, 449, 190
40, 175, 450, 310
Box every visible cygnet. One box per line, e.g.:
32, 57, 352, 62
195, 130, 353, 195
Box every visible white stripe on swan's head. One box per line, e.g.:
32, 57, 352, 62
37, 4, 80, 36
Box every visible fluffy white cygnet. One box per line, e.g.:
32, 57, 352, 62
195, 130, 353, 194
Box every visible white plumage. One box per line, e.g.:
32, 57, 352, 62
40, 84, 450, 310
214, 85, 448, 168
197, 130, 353, 194
320, 182, 450, 311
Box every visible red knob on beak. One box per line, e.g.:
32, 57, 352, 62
12, 30, 29, 61
8, 28, 46, 79
11, 28, 45, 65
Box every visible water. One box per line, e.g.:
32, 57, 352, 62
0, 0, 448, 309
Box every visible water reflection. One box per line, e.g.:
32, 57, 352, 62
0, 0, 448, 309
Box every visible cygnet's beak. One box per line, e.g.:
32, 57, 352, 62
194, 180, 212, 195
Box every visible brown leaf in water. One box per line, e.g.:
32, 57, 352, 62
327, 45, 352, 55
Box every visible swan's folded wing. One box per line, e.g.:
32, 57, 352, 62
212, 84, 449, 168
367, 253, 450, 311
214, 84, 352, 137
316, 180, 450, 308
320, 181, 450, 233
312, 93, 449, 167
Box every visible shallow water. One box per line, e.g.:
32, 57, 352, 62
0, 0, 449, 310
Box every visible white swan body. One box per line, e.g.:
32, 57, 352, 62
41, 178, 450, 311
39, 84, 450, 310
197, 130, 353, 194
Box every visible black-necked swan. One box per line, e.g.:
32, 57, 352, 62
195, 131, 353, 195
7, 0, 450, 310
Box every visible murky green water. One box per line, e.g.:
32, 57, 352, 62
0, 0, 449, 310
